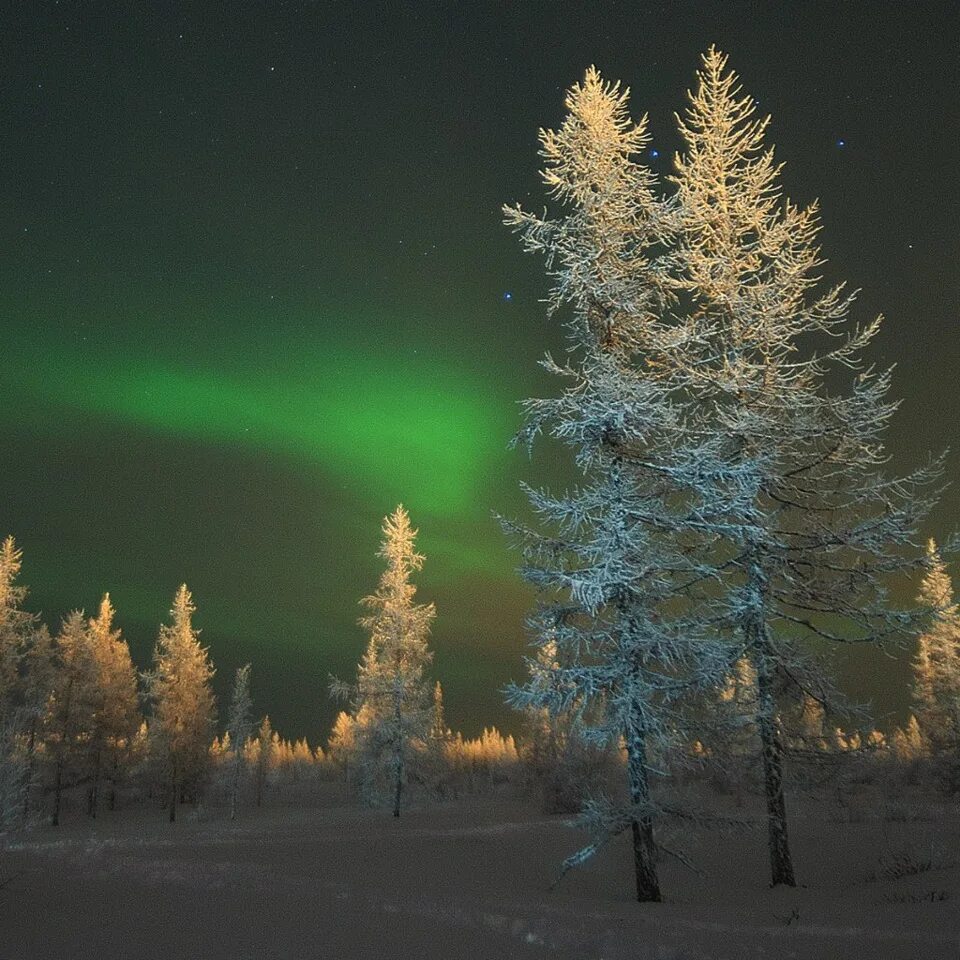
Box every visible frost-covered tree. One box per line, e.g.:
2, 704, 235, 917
85, 594, 140, 816
0, 538, 33, 718
502, 69, 727, 902
332, 506, 436, 817
44, 611, 99, 826
912, 540, 960, 755
226, 663, 253, 819
0, 538, 50, 828
326, 709, 358, 781
668, 47, 946, 886
145, 585, 217, 822
252, 714, 275, 807
291, 737, 315, 779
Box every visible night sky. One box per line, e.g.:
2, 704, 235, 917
2, 2, 957, 742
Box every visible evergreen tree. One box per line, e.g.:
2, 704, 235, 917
668, 47, 945, 885
291, 737, 314, 779
44, 611, 99, 826
0, 537, 33, 718
912, 540, 960, 754
0, 538, 51, 827
226, 663, 253, 820
253, 714, 274, 807
327, 710, 358, 782
429, 681, 448, 742
85, 594, 140, 816
145, 585, 216, 822
502, 69, 725, 901
332, 506, 436, 816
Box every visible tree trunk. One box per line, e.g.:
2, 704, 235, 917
393, 690, 404, 819
625, 722, 661, 903
87, 748, 101, 818
108, 755, 119, 811
230, 754, 242, 821
168, 764, 177, 823
51, 755, 64, 827
21, 720, 36, 820
752, 633, 796, 887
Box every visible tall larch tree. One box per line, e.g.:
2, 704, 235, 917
146, 585, 217, 822
85, 594, 140, 816
913, 540, 960, 754
333, 506, 436, 817
502, 69, 726, 902
669, 47, 945, 886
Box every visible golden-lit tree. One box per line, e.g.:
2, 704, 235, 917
326, 709, 358, 781
44, 611, 99, 826
145, 585, 217, 822
252, 714, 276, 806
332, 506, 436, 816
0, 537, 52, 826
912, 540, 960, 754
85, 594, 140, 816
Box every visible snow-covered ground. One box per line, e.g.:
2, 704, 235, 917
2, 784, 958, 959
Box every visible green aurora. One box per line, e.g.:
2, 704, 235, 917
7, 318, 512, 520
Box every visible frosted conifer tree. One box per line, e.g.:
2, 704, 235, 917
327, 710, 358, 781
44, 611, 99, 826
226, 663, 253, 819
253, 714, 275, 806
912, 540, 960, 755
145, 585, 217, 822
668, 47, 947, 886
332, 506, 436, 817
502, 69, 727, 902
0, 538, 49, 827
0, 538, 33, 717
85, 594, 140, 816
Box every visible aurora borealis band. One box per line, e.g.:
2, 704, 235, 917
2, 2, 958, 740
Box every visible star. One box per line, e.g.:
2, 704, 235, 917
649, 148, 660, 159
836, 139, 846, 148
502, 291, 513, 302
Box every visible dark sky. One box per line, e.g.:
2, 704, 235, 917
1, 1, 957, 743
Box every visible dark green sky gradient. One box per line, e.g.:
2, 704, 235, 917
1, 2, 957, 740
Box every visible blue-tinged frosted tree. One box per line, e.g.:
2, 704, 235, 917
226, 663, 253, 820
502, 69, 729, 902
669, 47, 949, 886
